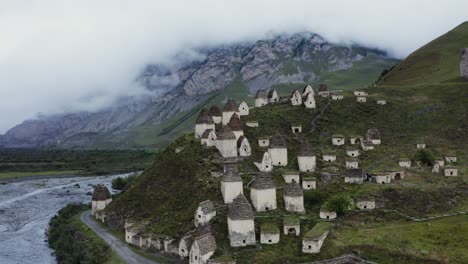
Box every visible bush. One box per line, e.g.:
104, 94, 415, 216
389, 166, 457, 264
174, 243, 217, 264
111, 173, 138, 190
327, 195, 352, 216
414, 149, 434, 166
48, 203, 111, 264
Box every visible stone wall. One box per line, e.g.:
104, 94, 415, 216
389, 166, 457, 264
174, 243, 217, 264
461, 48, 468, 79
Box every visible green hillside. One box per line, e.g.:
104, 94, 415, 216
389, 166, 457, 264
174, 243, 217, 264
113, 58, 397, 150
103, 23, 468, 263
106, 82, 468, 263
377, 21, 468, 85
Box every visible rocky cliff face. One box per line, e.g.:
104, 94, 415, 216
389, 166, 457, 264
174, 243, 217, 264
0, 32, 395, 149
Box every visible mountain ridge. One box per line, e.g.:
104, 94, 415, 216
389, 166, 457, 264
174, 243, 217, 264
0, 32, 398, 149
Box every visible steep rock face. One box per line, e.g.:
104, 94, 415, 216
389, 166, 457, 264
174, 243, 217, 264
0, 32, 395, 148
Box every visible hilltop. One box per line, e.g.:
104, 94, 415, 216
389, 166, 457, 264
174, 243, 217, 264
377, 21, 468, 85
99, 21, 468, 263
0, 33, 397, 149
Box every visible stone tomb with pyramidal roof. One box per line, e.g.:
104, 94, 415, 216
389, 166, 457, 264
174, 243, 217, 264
250, 174, 277, 212
227, 194, 256, 247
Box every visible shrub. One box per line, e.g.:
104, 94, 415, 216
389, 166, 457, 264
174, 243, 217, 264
327, 195, 352, 216
414, 149, 434, 166
48, 203, 111, 264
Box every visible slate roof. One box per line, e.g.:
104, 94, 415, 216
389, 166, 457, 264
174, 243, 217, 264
196, 109, 214, 124
290, 90, 301, 98
228, 113, 242, 131
222, 170, 242, 182
303, 84, 313, 94
223, 99, 238, 112
228, 194, 254, 220
345, 169, 363, 178
251, 174, 275, 190
367, 128, 381, 140
254, 151, 269, 163
201, 129, 214, 139
270, 134, 287, 148
237, 136, 246, 148
284, 182, 303, 197
268, 89, 277, 99
217, 126, 236, 140
318, 84, 328, 92
209, 105, 222, 117
255, 89, 268, 99
92, 184, 112, 201
199, 200, 216, 214
299, 142, 315, 156
194, 233, 217, 255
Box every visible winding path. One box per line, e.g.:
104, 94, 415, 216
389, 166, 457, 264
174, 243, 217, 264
80, 211, 159, 264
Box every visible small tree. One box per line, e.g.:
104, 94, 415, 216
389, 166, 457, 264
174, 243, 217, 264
414, 149, 434, 166
327, 196, 352, 216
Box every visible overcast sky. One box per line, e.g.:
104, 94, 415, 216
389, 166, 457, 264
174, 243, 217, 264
0, 0, 467, 133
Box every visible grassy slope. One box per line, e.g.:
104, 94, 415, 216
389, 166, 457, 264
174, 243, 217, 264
106, 81, 467, 263
105, 23, 468, 262
377, 21, 468, 85
122, 57, 396, 150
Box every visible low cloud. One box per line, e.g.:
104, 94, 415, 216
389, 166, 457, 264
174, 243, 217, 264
0, 0, 467, 133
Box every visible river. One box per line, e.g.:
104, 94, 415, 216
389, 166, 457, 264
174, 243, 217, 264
0, 173, 129, 264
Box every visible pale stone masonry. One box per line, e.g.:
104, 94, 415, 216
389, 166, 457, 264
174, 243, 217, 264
255, 89, 268, 107
260, 224, 280, 244
258, 137, 270, 147
319, 208, 337, 220
302, 223, 330, 254
355, 197, 376, 210
290, 90, 303, 106
201, 129, 216, 147
195, 109, 215, 139
399, 158, 412, 168
366, 128, 381, 145
304, 92, 316, 108
221, 170, 243, 204
332, 134, 345, 146
283, 216, 300, 236
344, 169, 364, 184
268, 89, 279, 104
227, 194, 256, 247
444, 166, 458, 176
284, 182, 305, 213
297, 143, 316, 172
238, 101, 249, 116
302, 84, 314, 97
250, 174, 277, 211
216, 126, 238, 158
318, 84, 329, 97
189, 233, 217, 264
208, 105, 222, 124
237, 136, 251, 157
194, 200, 216, 227
268, 134, 288, 166
91, 184, 112, 217
254, 151, 273, 172
302, 176, 317, 190
461, 48, 468, 79
227, 113, 243, 140
283, 171, 300, 183
222, 99, 239, 125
